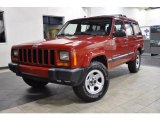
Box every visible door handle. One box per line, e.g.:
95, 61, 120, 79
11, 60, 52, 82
124, 38, 128, 41
134, 37, 138, 40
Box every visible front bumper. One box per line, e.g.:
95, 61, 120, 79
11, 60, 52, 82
8, 62, 87, 86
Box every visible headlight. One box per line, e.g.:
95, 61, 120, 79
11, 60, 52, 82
13, 49, 19, 57
59, 51, 69, 61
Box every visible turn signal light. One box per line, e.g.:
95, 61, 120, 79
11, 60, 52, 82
56, 62, 69, 67
73, 52, 77, 66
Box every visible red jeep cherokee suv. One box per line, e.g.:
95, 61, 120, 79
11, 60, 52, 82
9, 15, 144, 102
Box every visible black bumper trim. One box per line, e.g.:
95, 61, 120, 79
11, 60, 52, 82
8, 62, 21, 76
48, 68, 87, 86
8, 62, 87, 86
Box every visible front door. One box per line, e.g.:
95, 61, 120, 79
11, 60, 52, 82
111, 19, 128, 67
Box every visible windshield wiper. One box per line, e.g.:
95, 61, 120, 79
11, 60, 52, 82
57, 33, 73, 36
75, 32, 97, 36
84, 33, 97, 36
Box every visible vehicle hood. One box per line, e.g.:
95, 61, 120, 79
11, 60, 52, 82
14, 35, 111, 49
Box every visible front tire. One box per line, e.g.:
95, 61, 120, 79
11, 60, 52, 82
73, 61, 109, 102
23, 77, 48, 88
128, 51, 141, 73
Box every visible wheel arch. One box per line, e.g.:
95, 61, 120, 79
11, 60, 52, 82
137, 47, 142, 55
90, 55, 108, 68
81, 49, 110, 68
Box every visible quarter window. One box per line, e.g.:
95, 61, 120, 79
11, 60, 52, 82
125, 22, 134, 36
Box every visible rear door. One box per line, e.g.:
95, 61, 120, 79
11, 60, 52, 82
132, 22, 143, 48
124, 21, 135, 59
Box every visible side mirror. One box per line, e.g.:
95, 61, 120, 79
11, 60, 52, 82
113, 31, 126, 37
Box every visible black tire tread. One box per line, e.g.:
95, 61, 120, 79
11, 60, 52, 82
128, 51, 141, 73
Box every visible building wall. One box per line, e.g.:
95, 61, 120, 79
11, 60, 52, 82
89, 7, 124, 17
0, 7, 87, 67
145, 9, 160, 26
123, 7, 146, 26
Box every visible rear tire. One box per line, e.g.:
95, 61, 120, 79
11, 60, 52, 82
128, 51, 141, 73
23, 77, 48, 88
73, 61, 109, 102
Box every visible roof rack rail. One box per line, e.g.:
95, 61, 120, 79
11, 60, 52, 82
91, 14, 127, 18
110, 14, 127, 17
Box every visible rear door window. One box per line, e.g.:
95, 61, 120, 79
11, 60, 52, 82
81, 24, 90, 32
124, 22, 134, 36
114, 20, 125, 33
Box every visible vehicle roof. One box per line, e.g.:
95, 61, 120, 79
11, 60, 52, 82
70, 15, 138, 23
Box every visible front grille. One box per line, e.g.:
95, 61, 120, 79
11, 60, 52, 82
18, 48, 55, 66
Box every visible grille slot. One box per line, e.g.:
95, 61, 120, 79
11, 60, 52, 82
33, 49, 37, 63
28, 49, 32, 63
44, 50, 48, 64
23, 49, 27, 62
38, 49, 42, 64
50, 50, 55, 65
19, 49, 22, 61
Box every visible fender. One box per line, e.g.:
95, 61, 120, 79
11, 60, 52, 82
81, 48, 107, 67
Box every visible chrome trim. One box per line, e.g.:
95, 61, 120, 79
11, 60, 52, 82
109, 52, 134, 62
112, 53, 128, 60
108, 58, 112, 62
128, 52, 134, 55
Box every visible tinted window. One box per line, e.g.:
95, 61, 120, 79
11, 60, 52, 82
0, 11, 5, 43
125, 22, 134, 36
81, 24, 89, 32
133, 23, 141, 35
114, 20, 125, 33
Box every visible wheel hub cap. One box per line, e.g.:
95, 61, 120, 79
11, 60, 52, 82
85, 70, 105, 94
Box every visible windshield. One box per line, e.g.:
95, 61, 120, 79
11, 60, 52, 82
57, 18, 112, 36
